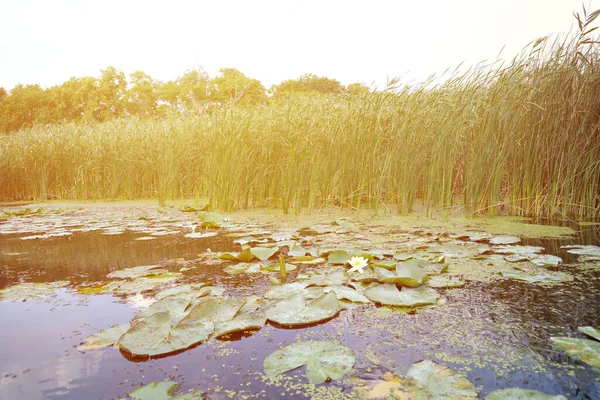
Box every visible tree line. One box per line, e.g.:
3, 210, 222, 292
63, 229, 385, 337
0, 67, 370, 133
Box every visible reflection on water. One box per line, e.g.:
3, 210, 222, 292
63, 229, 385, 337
0, 215, 599, 399
0, 232, 234, 287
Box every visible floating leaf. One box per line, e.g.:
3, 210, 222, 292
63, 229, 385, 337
393, 262, 429, 287
370, 260, 397, 270
198, 211, 223, 228
348, 266, 379, 282
288, 246, 310, 257
468, 232, 494, 242
117, 311, 175, 357
129, 381, 180, 400
133, 297, 191, 326
561, 245, 600, 256
307, 271, 348, 286
578, 326, 600, 341
264, 282, 309, 299
213, 313, 266, 338
550, 336, 600, 368
394, 252, 414, 261
328, 250, 351, 265
323, 285, 371, 304
530, 254, 562, 267
184, 232, 218, 239
238, 247, 253, 262
109, 273, 182, 294
430, 243, 474, 258
250, 247, 279, 261
263, 340, 355, 384
261, 263, 297, 273
224, 263, 248, 275
155, 284, 209, 301
493, 245, 544, 255
499, 268, 573, 284
266, 291, 340, 326
364, 283, 440, 307
288, 256, 327, 265
490, 235, 521, 245
406, 360, 478, 399
107, 265, 168, 279
427, 275, 466, 288
78, 324, 130, 352
484, 388, 566, 400
0, 281, 70, 302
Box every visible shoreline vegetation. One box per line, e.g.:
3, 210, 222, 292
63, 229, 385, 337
1, 10, 599, 218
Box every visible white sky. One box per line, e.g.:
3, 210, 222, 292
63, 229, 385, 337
0, 0, 595, 91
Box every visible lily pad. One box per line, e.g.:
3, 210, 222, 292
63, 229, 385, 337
263, 340, 355, 384
530, 254, 562, 267
484, 388, 567, 400
394, 262, 430, 287
108, 273, 182, 294
78, 324, 130, 352
213, 313, 267, 338
250, 247, 279, 261
406, 360, 478, 399
264, 282, 309, 299
133, 297, 191, 326
106, 265, 168, 279
490, 235, 521, 245
499, 268, 573, 284
370, 260, 397, 270
323, 285, 371, 304
561, 245, 600, 257
198, 211, 224, 228
288, 246, 310, 257
428, 275, 466, 288
266, 291, 341, 326
184, 232, 218, 239
0, 281, 70, 302
364, 283, 440, 307
468, 232, 494, 242
493, 245, 544, 255
306, 271, 348, 286
154, 284, 210, 301
550, 336, 600, 368
117, 311, 176, 357
287, 256, 327, 265
348, 266, 379, 283
578, 326, 600, 341
129, 381, 180, 400
328, 250, 351, 265
261, 263, 297, 273
224, 263, 249, 274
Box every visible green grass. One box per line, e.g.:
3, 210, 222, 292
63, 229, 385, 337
1, 26, 599, 218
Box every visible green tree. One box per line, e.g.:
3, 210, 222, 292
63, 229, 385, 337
125, 70, 158, 116
210, 68, 266, 105
96, 66, 127, 121
176, 68, 210, 110
346, 82, 370, 96
0, 84, 48, 132
271, 73, 345, 97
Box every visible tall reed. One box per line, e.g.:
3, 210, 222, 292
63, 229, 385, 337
1, 19, 599, 218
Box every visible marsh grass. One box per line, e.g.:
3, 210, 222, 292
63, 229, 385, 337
1, 17, 599, 218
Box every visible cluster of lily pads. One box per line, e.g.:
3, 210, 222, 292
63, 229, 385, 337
2, 207, 598, 399
129, 354, 566, 400
551, 326, 600, 370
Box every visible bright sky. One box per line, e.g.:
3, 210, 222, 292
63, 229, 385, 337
0, 0, 595, 91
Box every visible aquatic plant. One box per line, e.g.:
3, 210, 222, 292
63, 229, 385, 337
1, 10, 599, 218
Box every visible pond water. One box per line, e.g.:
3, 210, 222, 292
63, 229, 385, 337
0, 206, 599, 399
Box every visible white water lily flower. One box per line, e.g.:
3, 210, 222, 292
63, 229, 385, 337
347, 256, 368, 274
